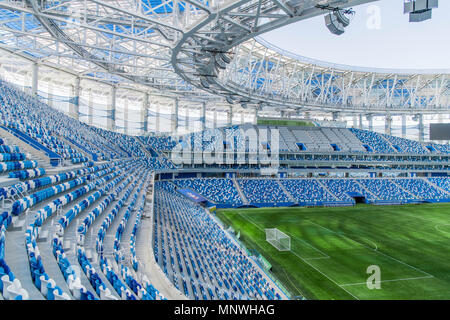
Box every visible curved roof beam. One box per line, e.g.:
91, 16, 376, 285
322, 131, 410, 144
171, 0, 450, 114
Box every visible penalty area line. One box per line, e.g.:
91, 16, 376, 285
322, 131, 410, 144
238, 212, 330, 259
340, 275, 434, 287
306, 220, 434, 278
290, 250, 360, 300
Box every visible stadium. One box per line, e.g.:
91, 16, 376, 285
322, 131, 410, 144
0, 0, 448, 304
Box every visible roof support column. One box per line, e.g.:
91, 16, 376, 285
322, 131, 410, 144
107, 86, 116, 132
367, 114, 373, 132
142, 92, 149, 135
385, 114, 392, 136
213, 108, 217, 129
401, 114, 407, 138
172, 97, 179, 134
358, 114, 363, 129
332, 111, 339, 122
70, 77, 80, 121
227, 107, 233, 126
31, 62, 38, 96
124, 93, 129, 135
418, 113, 424, 142
240, 110, 245, 125
47, 80, 54, 108
201, 102, 206, 131
155, 102, 160, 133
88, 88, 93, 126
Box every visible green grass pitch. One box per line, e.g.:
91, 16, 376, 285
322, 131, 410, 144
216, 203, 450, 300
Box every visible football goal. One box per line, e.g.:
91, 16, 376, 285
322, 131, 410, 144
265, 228, 291, 251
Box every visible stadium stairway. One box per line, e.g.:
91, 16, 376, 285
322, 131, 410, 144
4, 213, 45, 299
57, 179, 127, 300
98, 176, 145, 300
316, 179, 341, 201
380, 135, 397, 152
0, 128, 52, 170
80, 178, 136, 300
353, 179, 380, 200
3, 179, 100, 300
276, 180, 296, 203
423, 177, 450, 196
133, 183, 186, 300
134, 137, 154, 158
58, 136, 93, 162
134, 216, 187, 300
391, 179, 422, 200
232, 178, 248, 205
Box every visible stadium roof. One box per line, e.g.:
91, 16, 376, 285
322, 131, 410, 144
0, 0, 449, 115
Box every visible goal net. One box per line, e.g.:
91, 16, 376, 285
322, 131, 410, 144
265, 228, 291, 251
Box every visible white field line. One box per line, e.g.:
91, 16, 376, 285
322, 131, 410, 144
435, 224, 450, 235
307, 220, 434, 278
303, 256, 331, 261
237, 212, 359, 300
281, 267, 306, 297
340, 275, 434, 287
285, 232, 330, 259
290, 250, 360, 300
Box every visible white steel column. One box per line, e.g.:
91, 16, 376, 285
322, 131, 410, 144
367, 114, 373, 132
401, 114, 407, 138
172, 98, 179, 134
228, 107, 233, 126
88, 88, 94, 126
418, 113, 424, 142
201, 102, 206, 131
107, 86, 116, 131
385, 114, 392, 136
31, 62, 38, 96
155, 102, 160, 133
70, 77, 80, 121
124, 94, 129, 135
213, 108, 218, 129
142, 92, 149, 135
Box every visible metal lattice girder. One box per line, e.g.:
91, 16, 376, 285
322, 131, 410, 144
0, 0, 197, 93
0, 0, 449, 116
171, 0, 450, 115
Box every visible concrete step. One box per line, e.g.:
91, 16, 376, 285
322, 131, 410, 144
0, 127, 51, 167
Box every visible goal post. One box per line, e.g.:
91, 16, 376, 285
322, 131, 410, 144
265, 228, 291, 251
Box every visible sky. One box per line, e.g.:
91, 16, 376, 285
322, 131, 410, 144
261, 0, 450, 70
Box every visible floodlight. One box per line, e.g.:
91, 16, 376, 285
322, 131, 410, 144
404, 0, 438, 22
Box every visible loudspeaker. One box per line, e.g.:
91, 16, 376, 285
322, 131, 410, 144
324, 13, 345, 35
409, 9, 432, 22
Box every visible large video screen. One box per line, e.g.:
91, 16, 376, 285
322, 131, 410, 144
430, 123, 450, 140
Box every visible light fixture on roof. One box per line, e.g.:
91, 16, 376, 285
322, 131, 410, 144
316, 4, 355, 36
404, 0, 438, 22
226, 96, 235, 104
200, 77, 210, 89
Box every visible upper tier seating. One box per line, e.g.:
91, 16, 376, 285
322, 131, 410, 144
173, 178, 242, 206
238, 179, 290, 204
428, 177, 450, 193
382, 134, 429, 154
393, 178, 449, 200
321, 179, 375, 201
357, 179, 416, 201
280, 179, 336, 203
349, 128, 395, 153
